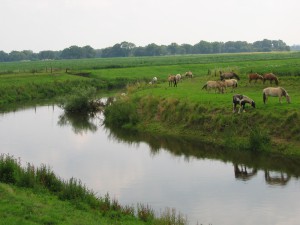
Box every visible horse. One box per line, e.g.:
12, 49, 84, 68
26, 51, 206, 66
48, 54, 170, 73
232, 94, 255, 113
149, 76, 157, 84
219, 71, 240, 81
223, 79, 238, 92
263, 73, 279, 85
202, 81, 225, 93
263, 87, 290, 104
168, 75, 177, 87
248, 73, 263, 83
175, 74, 181, 83
185, 71, 193, 78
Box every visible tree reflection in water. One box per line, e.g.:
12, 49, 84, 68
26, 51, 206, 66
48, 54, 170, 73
58, 112, 101, 134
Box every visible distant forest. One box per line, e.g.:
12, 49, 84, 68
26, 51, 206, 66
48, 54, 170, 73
0, 39, 293, 62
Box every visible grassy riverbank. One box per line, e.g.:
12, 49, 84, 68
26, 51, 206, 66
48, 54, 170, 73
0, 154, 187, 225
104, 73, 300, 156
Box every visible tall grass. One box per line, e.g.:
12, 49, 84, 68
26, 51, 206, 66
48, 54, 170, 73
0, 154, 188, 224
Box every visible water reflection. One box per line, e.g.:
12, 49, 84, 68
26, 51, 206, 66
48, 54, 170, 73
106, 124, 300, 185
264, 170, 291, 186
57, 112, 100, 134
234, 164, 257, 181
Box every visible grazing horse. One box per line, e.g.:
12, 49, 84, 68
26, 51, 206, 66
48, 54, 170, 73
263, 87, 290, 104
223, 79, 238, 92
263, 73, 279, 85
219, 71, 240, 81
232, 94, 256, 113
202, 81, 225, 93
149, 76, 157, 84
175, 74, 182, 83
168, 75, 177, 87
248, 73, 263, 83
185, 71, 193, 78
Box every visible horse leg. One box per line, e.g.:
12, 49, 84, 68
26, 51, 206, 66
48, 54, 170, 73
233, 103, 237, 113
238, 104, 241, 114
279, 96, 282, 103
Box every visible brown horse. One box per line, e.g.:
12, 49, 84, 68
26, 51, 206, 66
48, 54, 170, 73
263, 87, 290, 104
263, 73, 279, 85
219, 71, 240, 80
248, 73, 263, 83
168, 75, 177, 87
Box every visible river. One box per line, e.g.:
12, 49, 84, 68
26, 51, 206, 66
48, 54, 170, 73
1, 104, 300, 225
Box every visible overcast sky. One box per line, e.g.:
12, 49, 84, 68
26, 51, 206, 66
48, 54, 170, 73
1, 0, 299, 52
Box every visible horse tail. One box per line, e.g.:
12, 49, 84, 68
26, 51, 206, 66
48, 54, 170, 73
234, 74, 240, 80
275, 77, 279, 85
263, 91, 267, 104
202, 84, 207, 90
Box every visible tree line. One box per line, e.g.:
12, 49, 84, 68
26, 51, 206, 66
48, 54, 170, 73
0, 39, 290, 62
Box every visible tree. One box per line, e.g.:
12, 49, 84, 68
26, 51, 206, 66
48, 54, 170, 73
9, 51, 26, 61
61, 46, 83, 59
38, 50, 56, 60
181, 44, 193, 54
0, 51, 9, 62
167, 42, 181, 55
120, 41, 136, 57
145, 43, 162, 56
82, 45, 96, 58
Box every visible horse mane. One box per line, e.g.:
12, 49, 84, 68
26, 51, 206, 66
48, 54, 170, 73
280, 87, 287, 96
233, 73, 240, 80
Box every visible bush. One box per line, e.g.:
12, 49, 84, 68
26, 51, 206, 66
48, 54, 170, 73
248, 127, 271, 152
59, 87, 97, 113
104, 99, 139, 128
0, 154, 20, 184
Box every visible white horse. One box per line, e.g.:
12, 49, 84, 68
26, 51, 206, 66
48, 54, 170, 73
263, 87, 290, 104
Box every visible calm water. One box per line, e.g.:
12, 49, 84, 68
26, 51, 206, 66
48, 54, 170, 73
1, 104, 300, 225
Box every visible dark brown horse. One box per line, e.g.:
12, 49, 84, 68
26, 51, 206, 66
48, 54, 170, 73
219, 71, 240, 81
248, 73, 263, 83
263, 73, 279, 85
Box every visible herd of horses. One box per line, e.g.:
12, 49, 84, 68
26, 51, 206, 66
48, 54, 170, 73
150, 70, 290, 114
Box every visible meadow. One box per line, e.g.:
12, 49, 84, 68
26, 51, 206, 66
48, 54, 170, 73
1, 51, 300, 152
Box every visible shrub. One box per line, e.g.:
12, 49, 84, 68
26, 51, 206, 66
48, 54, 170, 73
248, 127, 271, 152
0, 154, 20, 184
59, 87, 97, 113
104, 100, 139, 128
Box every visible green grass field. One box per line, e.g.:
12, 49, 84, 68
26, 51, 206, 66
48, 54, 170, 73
1, 52, 300, 151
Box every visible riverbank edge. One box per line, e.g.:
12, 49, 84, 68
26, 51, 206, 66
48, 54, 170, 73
104, 94, 300, 157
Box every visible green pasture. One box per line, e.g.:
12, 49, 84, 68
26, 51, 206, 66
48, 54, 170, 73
1, 51, 300, 113
1, 51, 300, 75
132, 75, 299, 113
